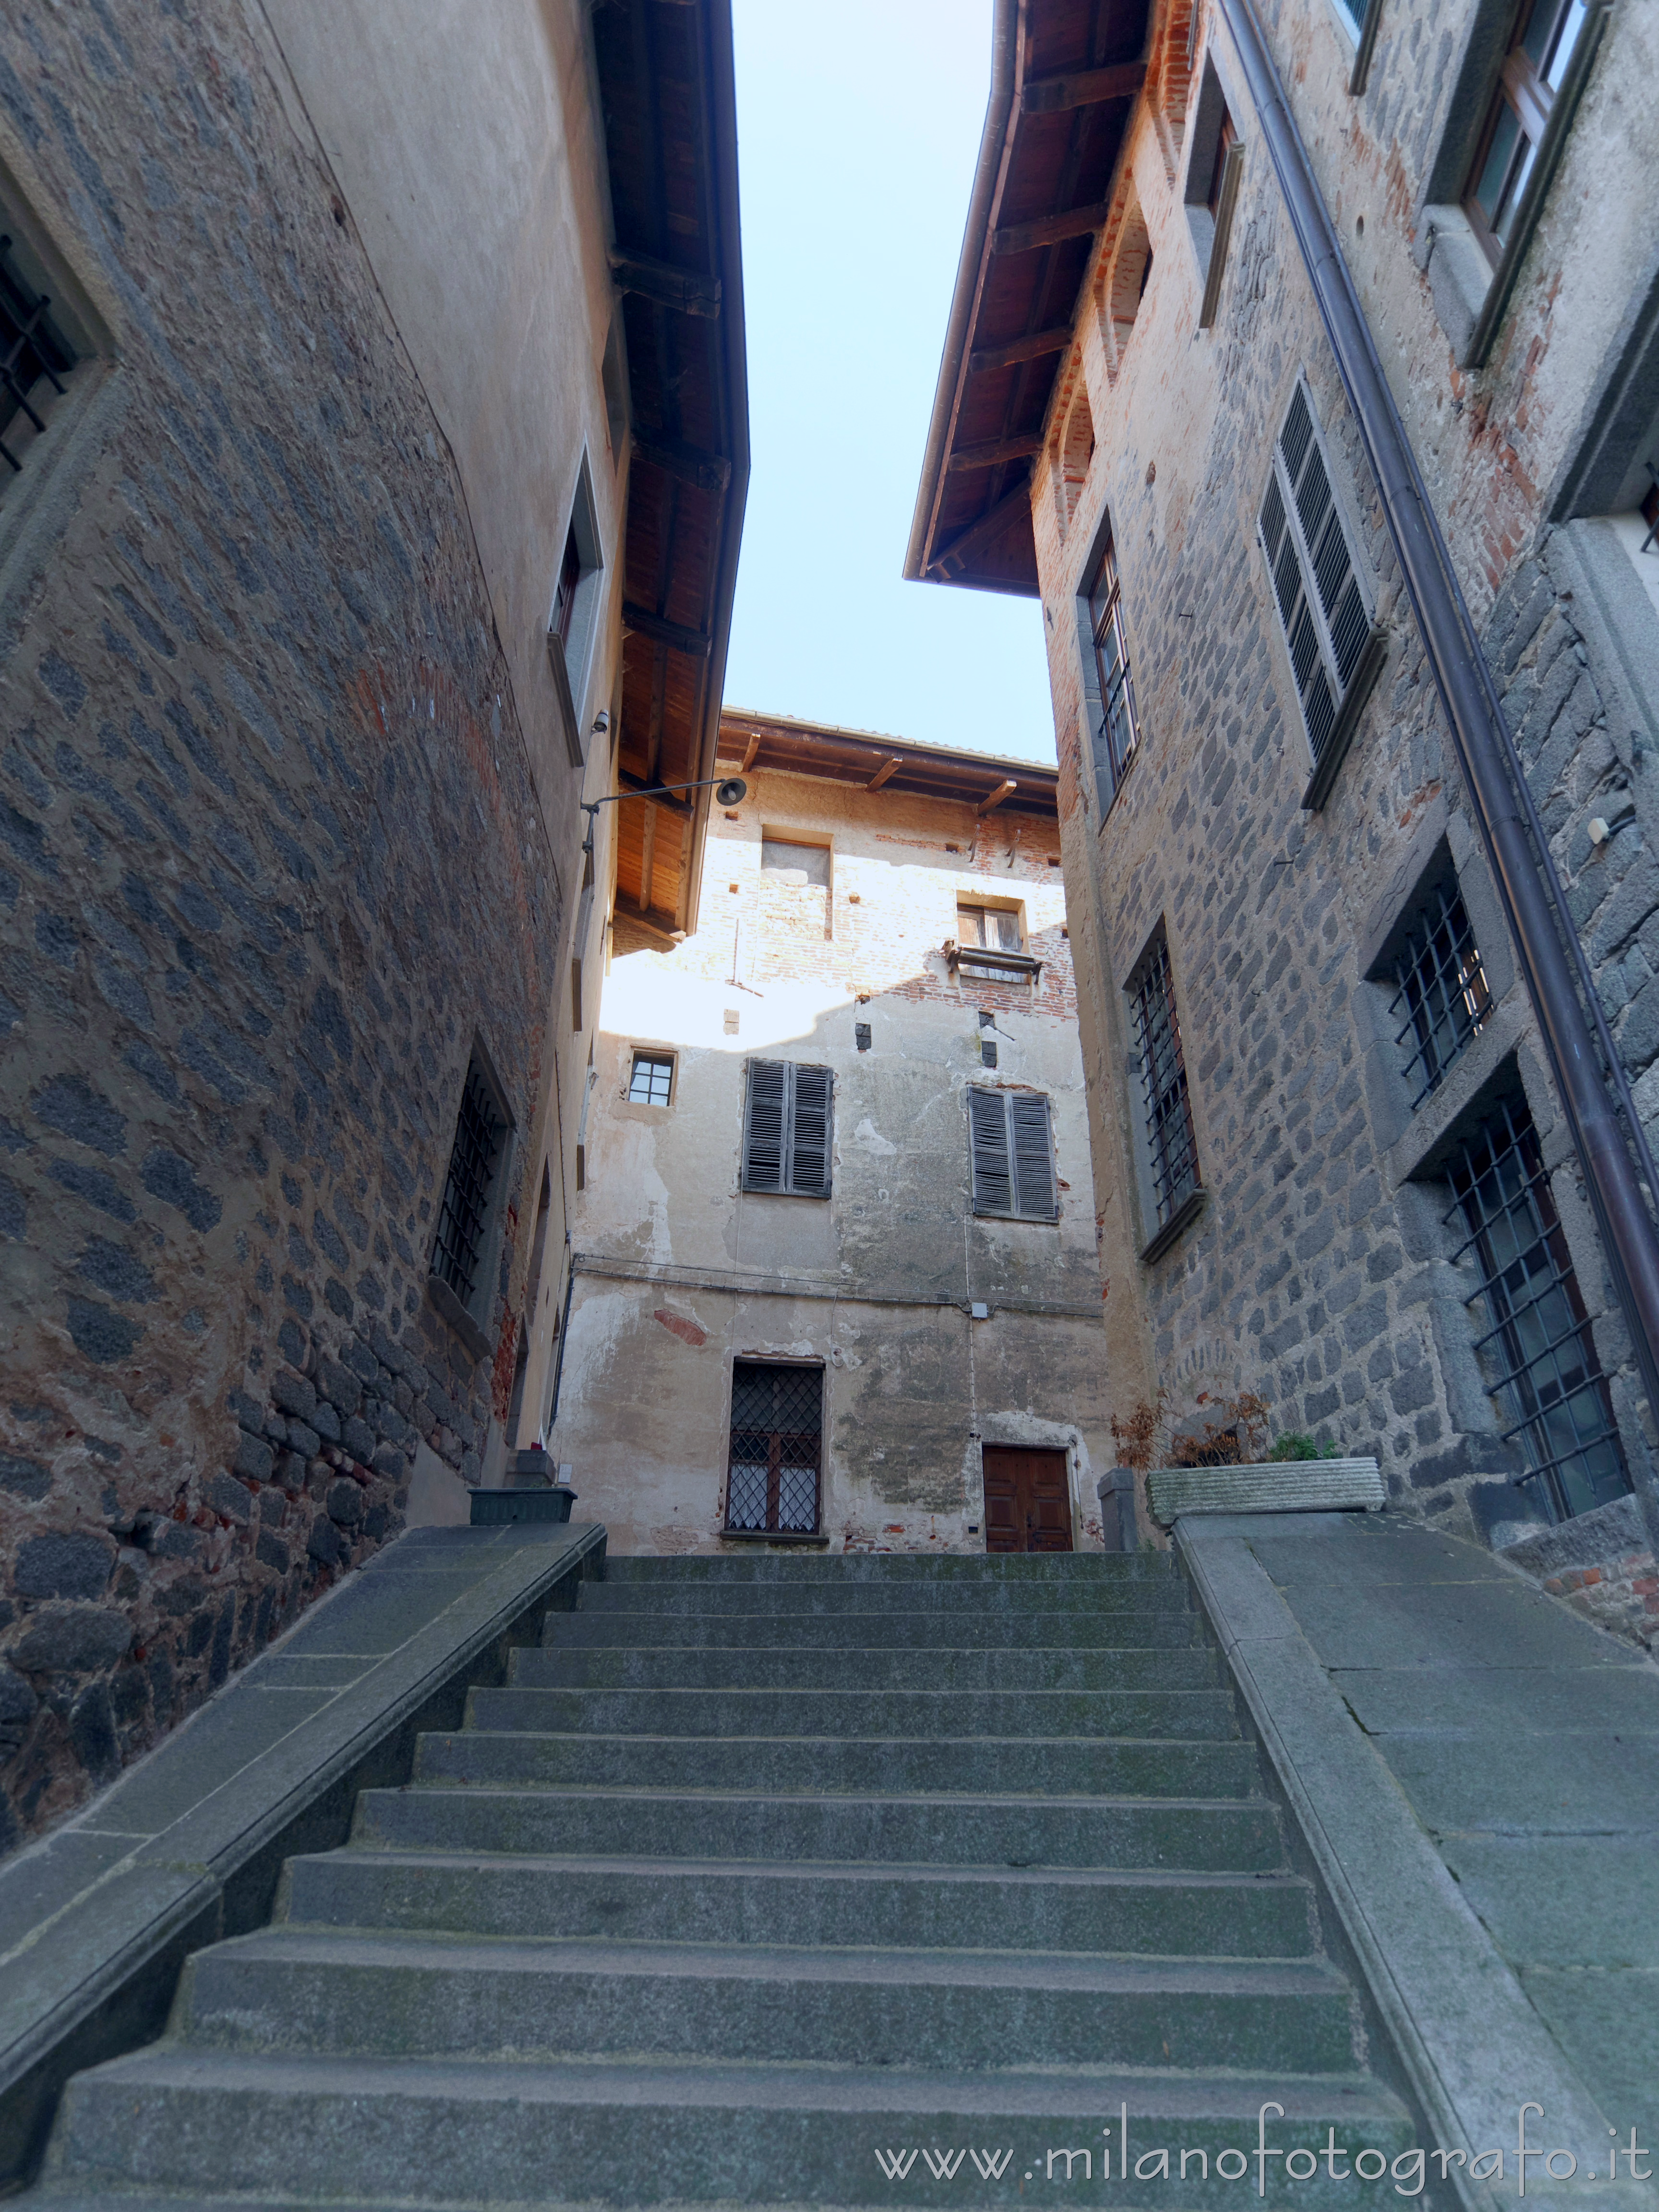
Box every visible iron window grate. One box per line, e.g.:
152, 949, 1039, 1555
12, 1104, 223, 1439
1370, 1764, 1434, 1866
628, 1051, 674, 1106
0, 231, 75, 475
433, 1059, 503, 1309
1131, 941, 1200, 1227
725, 1361, 822, 1534
1390, 879, 1492, 1106
1444, 1095, 1630, 1523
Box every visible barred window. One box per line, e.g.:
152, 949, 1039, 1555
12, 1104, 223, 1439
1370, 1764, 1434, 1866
0, 227, 77, 483
1087, 530, 1141, 804
433, 1056, 506, 1312
1258, 383, 1372, 769
1130, 939, 1200, 1229
741, 1060, 832, 1197
1390, 879, 1492, 1106
1445, 1095, 1630, 1523
725, 1361, 822, 1534
968, 1087, 1058, 1221
628, 1051, 674, 1106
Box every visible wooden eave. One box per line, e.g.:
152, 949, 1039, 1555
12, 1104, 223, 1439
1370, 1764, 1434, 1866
592, 0, 749, 941
716, 710, 1060, 823
905, 0, 1151, 598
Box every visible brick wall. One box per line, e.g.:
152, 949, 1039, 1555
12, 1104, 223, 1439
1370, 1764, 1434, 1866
0, 3, 564, 1852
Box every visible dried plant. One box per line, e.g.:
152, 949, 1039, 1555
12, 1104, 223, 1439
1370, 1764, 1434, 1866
1166, 1388, 1274, 1469
1109, 1387, 1168, 1474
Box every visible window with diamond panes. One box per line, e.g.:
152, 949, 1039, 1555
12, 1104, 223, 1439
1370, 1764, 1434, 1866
725, 1361, 823, 1534
1258, 384, 1371, 767
628, 1051, 674, 1106
968, 1087, 1058, 1221
1390, 879, 1492, 1106
740, 1060, 832, 1197
1445, 1095, 1630, 1523
433, 1058, 505, 1311
0, 225, 77, 484
1130, 940, 1200, 1228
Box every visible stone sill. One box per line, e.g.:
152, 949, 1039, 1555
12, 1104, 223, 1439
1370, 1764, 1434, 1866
1140, 1184, 1205, 1265
719, 1529, 830, 1548
425, 1271, 494, 1364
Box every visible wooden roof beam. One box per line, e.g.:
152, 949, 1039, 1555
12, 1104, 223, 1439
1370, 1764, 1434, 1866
930, 477, 1035, 578
623, 601, 712, 657
969, 324, 1074, 374
976, 779, 1018, 816
633, 434, 733, 495
991, 202, 1110, 254
946, 433, 1044, 473
1021, 60, 1147, 116
608, 249, 721, 318
866, 757, 903, 792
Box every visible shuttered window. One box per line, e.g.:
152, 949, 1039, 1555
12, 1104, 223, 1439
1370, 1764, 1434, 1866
969, 1088, 1058, 1221
1258, 383, 1371, 767
741, 1060, 833, 1198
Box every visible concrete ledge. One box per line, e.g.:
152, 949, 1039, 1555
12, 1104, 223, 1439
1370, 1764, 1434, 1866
0, 1518, 605, 2193
1146, 1456, 1382, 1525
1177, 1513, 1641, 2212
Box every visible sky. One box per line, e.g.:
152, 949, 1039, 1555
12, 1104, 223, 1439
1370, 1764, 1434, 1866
720, 0, 1058, 767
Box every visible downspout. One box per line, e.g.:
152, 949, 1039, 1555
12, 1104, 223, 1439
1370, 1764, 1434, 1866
1216, 0, 1659, 1544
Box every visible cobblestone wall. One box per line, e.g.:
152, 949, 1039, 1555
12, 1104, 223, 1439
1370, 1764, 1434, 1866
0, 2, 563, 1851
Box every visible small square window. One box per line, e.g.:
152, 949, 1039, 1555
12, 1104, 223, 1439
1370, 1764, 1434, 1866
959, 903, 1022, 952
628, 1051, 674, 1106
761, 837, 830, 885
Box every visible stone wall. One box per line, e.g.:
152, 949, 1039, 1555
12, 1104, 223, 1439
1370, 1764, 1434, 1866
0, 1, 571, 1852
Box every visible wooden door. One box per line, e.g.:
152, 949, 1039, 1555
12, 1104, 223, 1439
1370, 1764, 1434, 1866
981, 1447, 1073, 1552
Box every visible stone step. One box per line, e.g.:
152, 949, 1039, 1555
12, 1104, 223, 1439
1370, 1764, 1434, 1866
600, 1553, 1177, 1583
541, 1609, 1204, 1649
42, 2048, 1415, 2207
410, 1728, 1262, 1800
575, 1581, 1193, 1615
177, 1929, 1359, 2073
281, 1849, 1322, 1958
351, 1785, 1289, 1871
462, 1683, 1238, 1741
510, 1641, 1222, 1691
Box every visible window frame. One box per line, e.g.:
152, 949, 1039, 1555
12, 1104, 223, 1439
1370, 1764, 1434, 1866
1257, 376, 1386, 808
428, 1036, 517, 1356
723, 1358, 825, 1537
739, 1059, 834, 1199
627, 1049, 676, 1108
546, 452, 604, 769
1086, 529, 1142, 808
1460, 0, 1588, 270
1182, 59, 1245, 330
1125, 930, 1203, 1262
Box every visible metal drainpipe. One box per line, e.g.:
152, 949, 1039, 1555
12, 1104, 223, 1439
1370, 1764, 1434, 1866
1218, 0, 1659, 1540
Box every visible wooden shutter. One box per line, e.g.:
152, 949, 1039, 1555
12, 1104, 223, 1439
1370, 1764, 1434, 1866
788, 1064, 833, 1198
1010, 1093, 1057, 1220
743, 1060, 831, 1197
742, 1060, 787, 1191
969, 1087, 1013, 1214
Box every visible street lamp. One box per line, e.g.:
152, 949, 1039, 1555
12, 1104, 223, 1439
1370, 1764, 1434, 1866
580, 774, 747, 860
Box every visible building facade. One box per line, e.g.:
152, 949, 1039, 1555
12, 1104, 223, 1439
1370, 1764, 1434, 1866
548, 711, 1114, 1553
0, 0, 745, 1850
911, 0, 1659, 1623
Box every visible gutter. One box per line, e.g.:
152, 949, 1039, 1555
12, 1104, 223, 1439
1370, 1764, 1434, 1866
1216, 0, 1659, 1551
680, 0, 751, 939
902, 0, 1022, 583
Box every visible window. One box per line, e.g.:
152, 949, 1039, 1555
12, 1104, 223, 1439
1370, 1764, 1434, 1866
1445, 1095, 1629, 1522
1258, 381, 1378, 794
741, 1060, 833, 1197
628, 1050, 674, 1106
1130, 938, 1200, 1232
1183, 62, 1244, 328
958, 904, 1022, 954
0, 228, 77, 482
433, 1052, 510, 1320
1389, 878, 1492, 1106
1088, 531, 1141, 802
954, 903, 1034, 986
1463, 0, 1589, 267
547, 457, 603, 767
725, 1361, 822, 1534
760, 837, 830, 885
968, 1088, 1058, 1221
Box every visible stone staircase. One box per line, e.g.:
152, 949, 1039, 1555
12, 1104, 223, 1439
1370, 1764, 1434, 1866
26, 1551, 1413, 2208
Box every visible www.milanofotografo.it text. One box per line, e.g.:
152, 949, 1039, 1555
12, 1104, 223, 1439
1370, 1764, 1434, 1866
871, 2106, 1653, 2194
